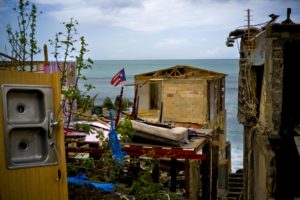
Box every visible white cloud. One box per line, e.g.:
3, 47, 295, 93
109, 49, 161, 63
32, 0, 84, 5
35, 0, 245, 32
203, 47, 222, 57
48, 6, 113, 24
4, 0, 299, 60
155, 38, 189, 48
33, 0, 300, 33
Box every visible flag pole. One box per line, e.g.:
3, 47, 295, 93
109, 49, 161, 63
115, 86, 124, 127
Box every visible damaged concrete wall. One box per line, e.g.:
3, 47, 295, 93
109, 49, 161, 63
259, 28, 284, 133
245, 126, 276, 200
240, 23, 300, 200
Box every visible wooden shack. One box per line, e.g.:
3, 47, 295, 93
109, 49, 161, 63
134, 65, 226, 129
134, 65, 230, 199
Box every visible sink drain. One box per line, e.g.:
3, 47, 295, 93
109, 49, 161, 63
18, 140, 29, 152
16, 103, 26, 113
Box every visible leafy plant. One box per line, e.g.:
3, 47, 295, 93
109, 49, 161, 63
103, 96, 115, 110
114, 96, 133, 111
67, 157, 95, 177
116, 117, 134, 142
49, 18, 96, 129
49, 18, 78, 88
5, 0, 41, 71
75, 123, 92, 133
129, 157, 184, 200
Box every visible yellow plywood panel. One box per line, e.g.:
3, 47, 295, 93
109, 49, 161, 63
0, 71, 68, 200
162, 80, 208, 124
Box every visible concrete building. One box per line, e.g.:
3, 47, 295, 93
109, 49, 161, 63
227, 8, 300, 200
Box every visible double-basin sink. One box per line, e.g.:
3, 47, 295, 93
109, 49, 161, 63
2, 84, 58, 169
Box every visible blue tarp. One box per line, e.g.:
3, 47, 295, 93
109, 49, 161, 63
68, 173, 116, 193
109, 128, 126, 164
109, 112, 126, 164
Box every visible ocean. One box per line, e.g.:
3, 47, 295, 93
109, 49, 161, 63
80, 59, 243, 172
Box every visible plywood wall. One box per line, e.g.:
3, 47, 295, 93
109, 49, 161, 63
162, 79, 208, 124
0, 71, 68, 200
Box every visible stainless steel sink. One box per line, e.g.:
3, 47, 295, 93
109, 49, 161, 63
2, 84, 58, 169
9, 127, 48, 164
6, 89, 46, 124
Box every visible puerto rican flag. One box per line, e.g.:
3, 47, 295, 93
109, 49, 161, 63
110, 68, 126, 87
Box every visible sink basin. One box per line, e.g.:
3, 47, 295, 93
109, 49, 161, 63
6, 89, 46, 124
9, 127, 48, 165
1, 84, 58, 169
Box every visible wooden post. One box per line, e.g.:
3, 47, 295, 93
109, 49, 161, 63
131, 85, 138, 119
189, 159, 200, 200
211, 141, 219, 200
115, 86, 123, 126
128, 156, 140, 186
202, 141, 212, 200
136, 96, 139, 119
159, 101, 163, 123
170, 158, 177, 192
43, 44, 48, 65
152, 162, 160, 183
185, 158, 190, 199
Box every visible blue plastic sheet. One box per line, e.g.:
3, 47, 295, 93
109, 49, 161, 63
109, 128, 126, 164
68, 173, 116, 193
109, 112, 126, 164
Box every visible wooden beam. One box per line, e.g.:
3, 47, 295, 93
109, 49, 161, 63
202, 141, 212, 200
211, 141, 219, 200
189, 160, 201, 200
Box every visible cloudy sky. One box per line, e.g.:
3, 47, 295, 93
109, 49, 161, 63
0, 0, 299, 60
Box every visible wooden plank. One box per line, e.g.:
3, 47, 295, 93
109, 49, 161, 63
0, 71, 68, 200
170, 158, 177, 192
211, 141, 219, 200
124, 138, 206, 150
189, 160, 200, 200
202, 141, 212, 200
